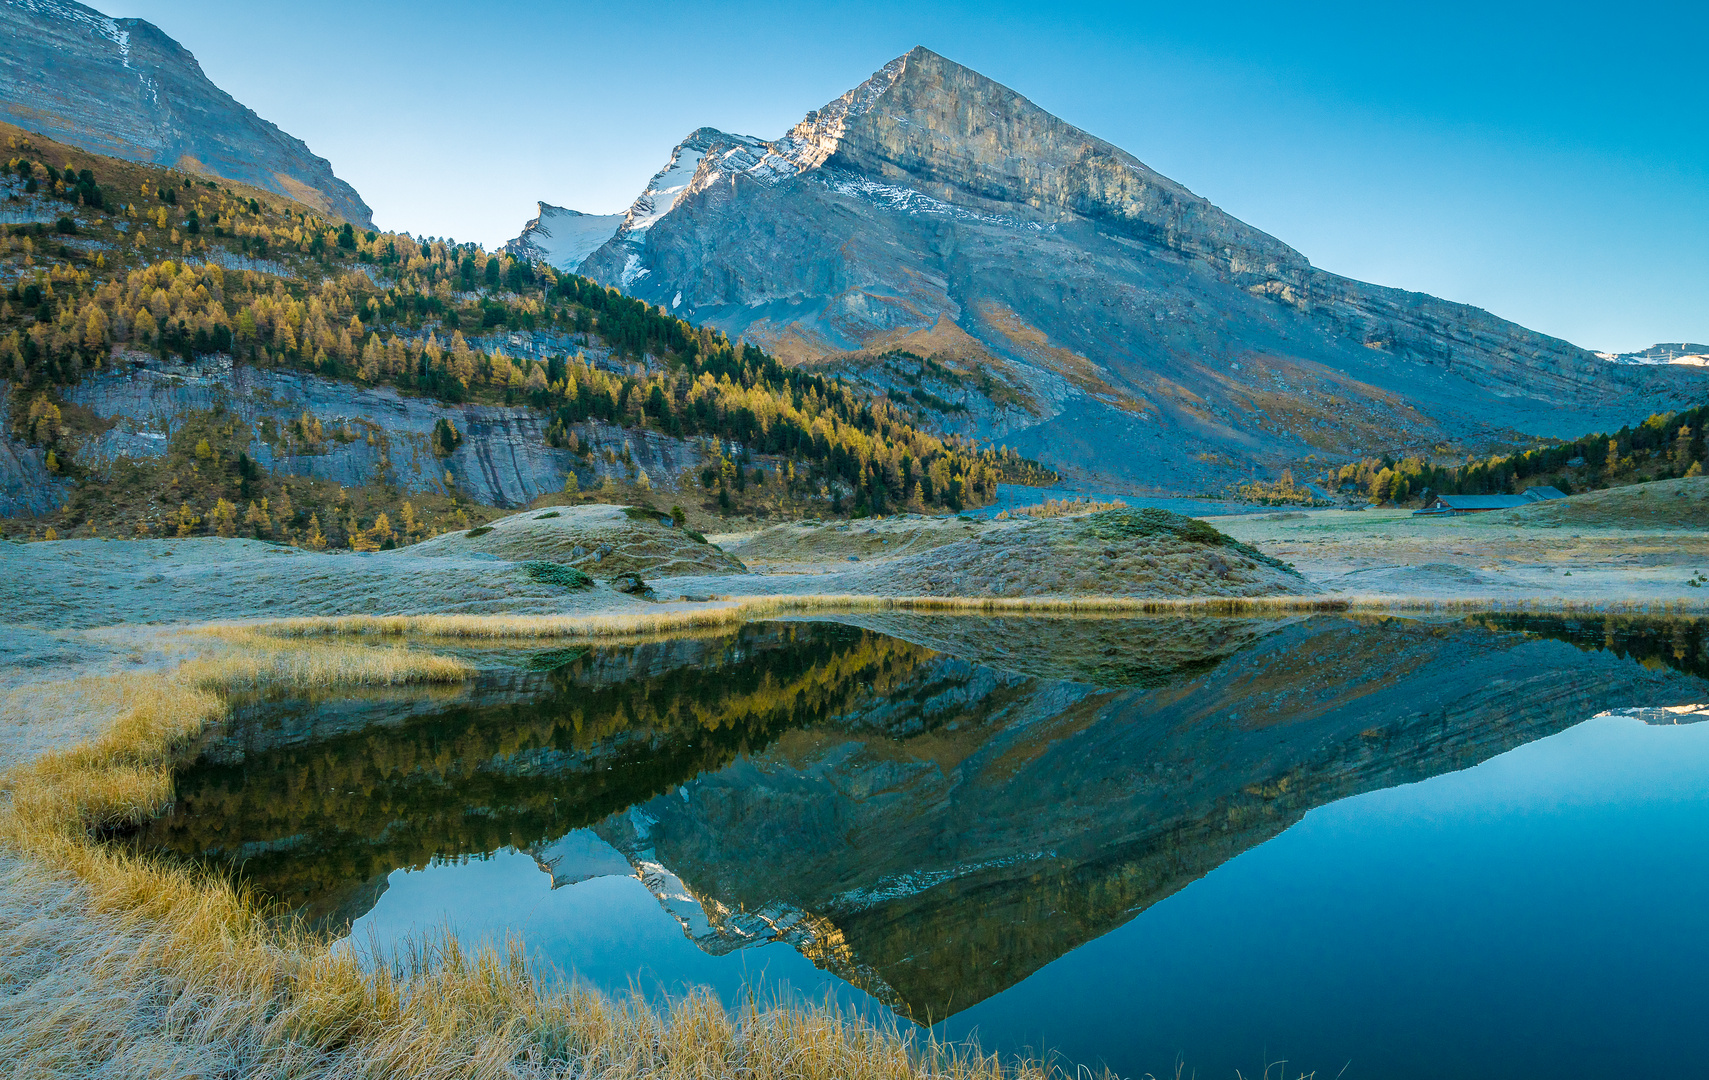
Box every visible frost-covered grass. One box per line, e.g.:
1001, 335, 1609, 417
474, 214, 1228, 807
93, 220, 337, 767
404, 504, 745, 578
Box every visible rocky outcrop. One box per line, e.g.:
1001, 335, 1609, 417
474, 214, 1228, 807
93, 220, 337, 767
0, 382, 70, 517
36, 357, 708, 512
0, 0, 372, 225
575, 47, 1704, 491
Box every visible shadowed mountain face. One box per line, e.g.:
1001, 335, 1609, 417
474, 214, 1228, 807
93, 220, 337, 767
139, 614, 1709, 1020
0, 0, 372, 226
570, 47, 1702, 491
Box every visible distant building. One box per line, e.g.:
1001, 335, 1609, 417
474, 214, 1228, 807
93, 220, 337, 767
1413, 487, 1567, 516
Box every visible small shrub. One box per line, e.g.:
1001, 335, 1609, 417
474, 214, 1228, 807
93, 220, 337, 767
534, 511, 560, 519
432, 417, 462, 456
522, 561, 594, 589
465, 526, 492, 538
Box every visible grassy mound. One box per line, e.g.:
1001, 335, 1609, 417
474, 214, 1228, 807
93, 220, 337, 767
1072, 507, 1292, 570
1498, 477, 1709, 529
875, 509, 1310, 598
725, 508, 1315, 599
727, 514, 983, 564
402, 504, 746, 578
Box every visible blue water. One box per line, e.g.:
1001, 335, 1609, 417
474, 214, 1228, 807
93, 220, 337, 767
349, 713, 1709, 1079
350, 856, 874, 1013
943, 713, 1709, 1078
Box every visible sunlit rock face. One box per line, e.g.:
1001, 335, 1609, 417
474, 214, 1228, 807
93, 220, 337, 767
0, 0, 372, 226
577, 47, 1704, 491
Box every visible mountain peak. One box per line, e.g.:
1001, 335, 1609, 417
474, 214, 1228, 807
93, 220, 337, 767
505, 202, 625, 273
565, 46, 1701, 493
0, 0, 372, 224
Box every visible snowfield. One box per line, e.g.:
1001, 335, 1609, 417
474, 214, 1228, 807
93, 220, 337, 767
509, 203, 624, 272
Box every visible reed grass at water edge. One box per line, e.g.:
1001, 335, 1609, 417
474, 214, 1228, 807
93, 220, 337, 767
0, 637, 1105, 1079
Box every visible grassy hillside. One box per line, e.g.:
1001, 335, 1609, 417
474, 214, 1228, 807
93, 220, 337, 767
1497, 476, 1709, 529
1, 122, 1053, 545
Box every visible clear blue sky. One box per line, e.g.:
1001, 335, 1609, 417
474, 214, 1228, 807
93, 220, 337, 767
105, 0, 1706, 353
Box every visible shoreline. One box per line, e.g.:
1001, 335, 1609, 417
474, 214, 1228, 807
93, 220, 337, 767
5, 495, 1708, 1076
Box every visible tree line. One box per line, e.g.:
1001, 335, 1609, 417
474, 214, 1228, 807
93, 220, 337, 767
1326, 405, 1709, 504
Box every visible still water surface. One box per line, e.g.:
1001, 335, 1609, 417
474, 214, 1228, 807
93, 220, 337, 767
143, 614, 1709, 1078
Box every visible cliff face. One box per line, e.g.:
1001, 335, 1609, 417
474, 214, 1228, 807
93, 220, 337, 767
0, 0, 372, 226
577, 47, 1702, 491
0, 355, 707, 517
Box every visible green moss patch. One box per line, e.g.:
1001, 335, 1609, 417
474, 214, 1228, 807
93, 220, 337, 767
522, 561, 594, 590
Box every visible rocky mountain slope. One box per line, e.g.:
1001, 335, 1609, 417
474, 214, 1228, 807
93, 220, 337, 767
1, 356, 703, 518
4, 121, 1029, 540
555, 47, 1703, 492
0, 0, 372, 226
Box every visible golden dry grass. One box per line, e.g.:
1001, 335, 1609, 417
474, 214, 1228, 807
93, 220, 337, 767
994, 498, 1127, 520
223, 595, 1354, 642
0, 635, 1087, 1079
216, 591, 1709, 645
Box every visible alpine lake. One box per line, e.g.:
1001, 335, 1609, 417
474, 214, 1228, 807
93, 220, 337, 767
130, 613, 1709, 1079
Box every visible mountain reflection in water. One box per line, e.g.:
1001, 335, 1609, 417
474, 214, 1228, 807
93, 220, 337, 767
141, 613, 1709, 1033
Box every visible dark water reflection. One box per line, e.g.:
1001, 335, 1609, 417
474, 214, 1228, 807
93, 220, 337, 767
140, 613, 1709, 1079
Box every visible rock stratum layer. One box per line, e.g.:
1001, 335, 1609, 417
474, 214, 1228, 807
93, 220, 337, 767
569, 47, 1703, 491
0, 0, 372, 226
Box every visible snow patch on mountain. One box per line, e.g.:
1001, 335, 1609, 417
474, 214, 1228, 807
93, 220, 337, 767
505, 202, 622, 272
1598, 343, 1709, 367
827, 850, 1057, 912
818, 171, 1049, 230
